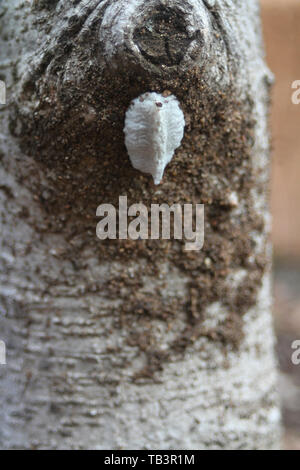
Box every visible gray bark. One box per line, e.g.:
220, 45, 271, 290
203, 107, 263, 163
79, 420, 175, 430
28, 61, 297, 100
0, 0, 281, 449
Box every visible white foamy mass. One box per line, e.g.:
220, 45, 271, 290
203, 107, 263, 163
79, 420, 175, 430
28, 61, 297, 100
124, 92, 185, 185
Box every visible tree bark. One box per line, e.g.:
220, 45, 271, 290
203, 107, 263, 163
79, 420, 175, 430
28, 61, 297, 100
0, 0, 281, 449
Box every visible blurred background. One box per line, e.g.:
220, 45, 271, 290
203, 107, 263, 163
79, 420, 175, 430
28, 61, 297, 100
261, 0, 300, 450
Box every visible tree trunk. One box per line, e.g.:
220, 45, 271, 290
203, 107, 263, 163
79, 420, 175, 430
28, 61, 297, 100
0, 0, 281, 449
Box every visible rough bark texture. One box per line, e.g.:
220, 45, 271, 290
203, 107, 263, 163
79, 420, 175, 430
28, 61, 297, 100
0, 0, 281, 449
